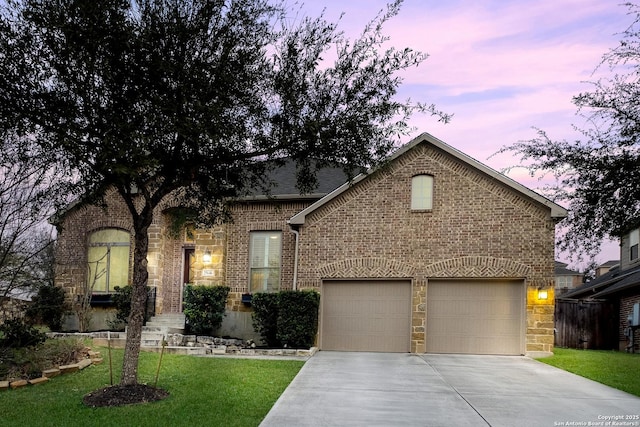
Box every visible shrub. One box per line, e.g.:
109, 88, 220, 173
277, 290, 320, 348
1, 338, 87, 381
252, 290, 320, 348
109, 285, 153, 330
183, 285, 230, 335
251, 293, 281, 347
25, 284, 66, 331
0, 318, 46, 348
111, 285, 134, 326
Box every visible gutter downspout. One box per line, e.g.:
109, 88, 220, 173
288, 221, 299, 291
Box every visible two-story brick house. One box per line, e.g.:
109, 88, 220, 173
54, 133, 567, 356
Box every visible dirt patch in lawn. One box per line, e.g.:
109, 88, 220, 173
83, 384, 169, 407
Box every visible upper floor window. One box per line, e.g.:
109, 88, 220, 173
555, 276, 571, 289
411, 175, 433, 210
87, 229, 130, 293
631, 228, 639, 262
249, 231, 282, 293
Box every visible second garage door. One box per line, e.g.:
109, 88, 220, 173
321, 280, 411, 352
426, 279, 525, 355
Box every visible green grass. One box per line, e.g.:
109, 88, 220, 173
0, 347, 304, 427
538, 347, 640, 397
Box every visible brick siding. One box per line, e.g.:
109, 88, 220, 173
620, 293, 640, 352
55, 141, 557, 353
294, 143, 556, 354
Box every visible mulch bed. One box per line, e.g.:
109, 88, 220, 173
83, 384, 169, 407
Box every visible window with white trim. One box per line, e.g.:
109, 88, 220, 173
411, 175, 433, 210
87, 229, 130, 293
631, 228, 639, 262
249, 231, 282, 293
555, 276, 571, 289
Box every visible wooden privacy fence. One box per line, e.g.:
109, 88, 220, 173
554, 300, 618, 349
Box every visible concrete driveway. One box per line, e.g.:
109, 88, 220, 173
260, 352, 640, 427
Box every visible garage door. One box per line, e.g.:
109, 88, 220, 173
426, 279, 524, 355
321, 280, 411, 352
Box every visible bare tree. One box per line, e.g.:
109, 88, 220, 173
0, 136, 58, 322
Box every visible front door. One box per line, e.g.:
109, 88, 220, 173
181, 247, 195, 312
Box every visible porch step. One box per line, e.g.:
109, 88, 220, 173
145, 313, 186, 334
131, 313, 186, 347
141, 332, 166, 347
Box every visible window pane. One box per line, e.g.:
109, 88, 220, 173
411, 175, 433, 210
249, 232, 281, 292
89, 229, 129, 244
631, 229, 639, 261
109, 246, 130, 288
87, 229, 130, 293
87, 246, 108, 292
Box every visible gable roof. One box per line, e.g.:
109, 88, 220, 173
289, 132, 568, 225
555, 261, 582, 276
598, 260, 620, 269
241, 158, 356, 200
561, 263, 640, 300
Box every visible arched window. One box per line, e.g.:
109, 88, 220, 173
411, 175, 433, 210
87, 229, 130, 293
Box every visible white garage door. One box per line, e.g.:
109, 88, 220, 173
321, 280, 411, 352
426, 279, 525, 355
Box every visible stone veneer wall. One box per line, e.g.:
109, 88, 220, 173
294, 142, 557, 354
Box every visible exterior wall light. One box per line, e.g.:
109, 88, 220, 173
537, 288, 548, 300
203, 250, 212, 264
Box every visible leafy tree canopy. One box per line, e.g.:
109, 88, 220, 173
1, 0, 448, 221
500, 3, 640, 260
0, 0, 447, 386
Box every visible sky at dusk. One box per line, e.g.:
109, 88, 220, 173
298, 0, 633, 267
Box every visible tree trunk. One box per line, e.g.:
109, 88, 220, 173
120, 219, 151, 386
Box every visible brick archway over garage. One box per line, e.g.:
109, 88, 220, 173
424, 256, 531, 279
317, 258, 417, 279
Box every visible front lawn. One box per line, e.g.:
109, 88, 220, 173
538, 347, 640, 397
0, 346, 304, 427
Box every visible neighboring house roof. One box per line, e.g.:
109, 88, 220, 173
599, 260, 620, 269
560, 263, 640, 300
555, 261, 581, 276
2, 287, 35, 302
289, 132, 568, 225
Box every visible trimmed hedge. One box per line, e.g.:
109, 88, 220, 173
277, 290, 320, 349
183, 285, 230, 336
252, 290, 320, 348
251, 293, 280, 347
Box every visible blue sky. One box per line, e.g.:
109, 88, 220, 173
298, 0, 632, 265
